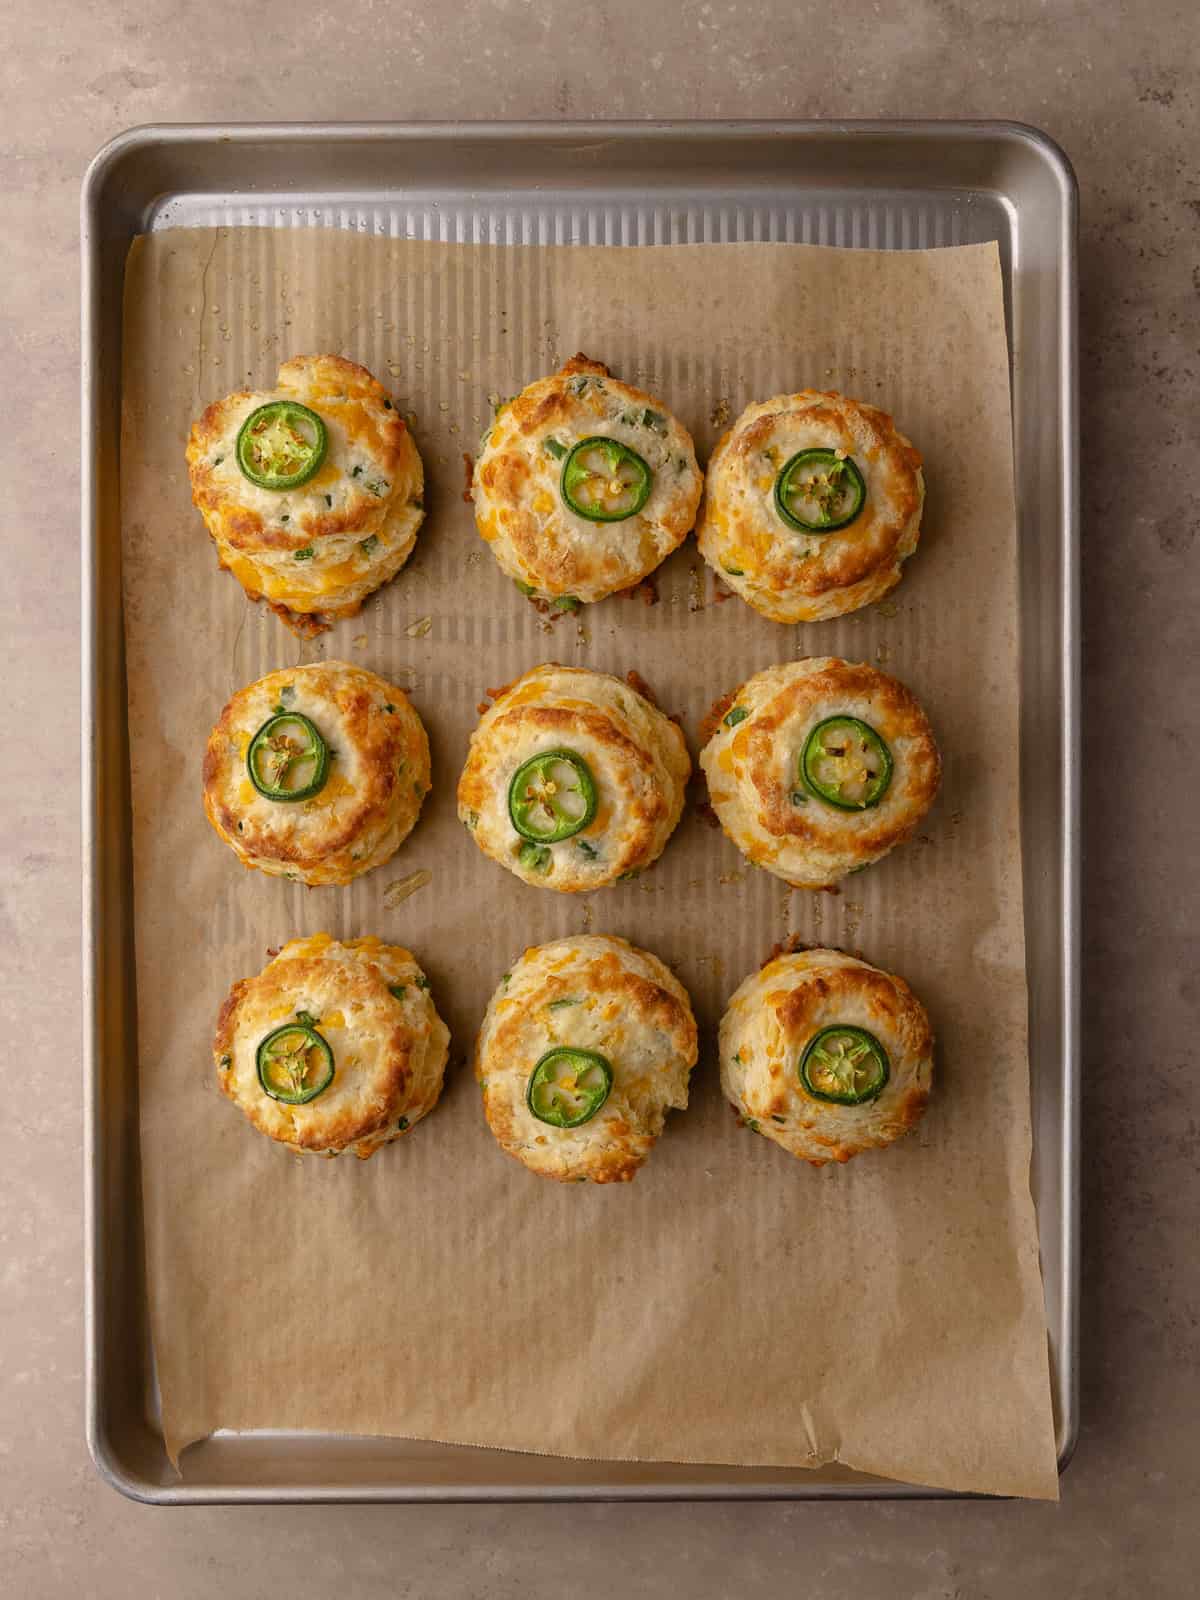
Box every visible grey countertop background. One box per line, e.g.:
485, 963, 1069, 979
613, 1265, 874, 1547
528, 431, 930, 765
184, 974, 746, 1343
3, 1, 1197, 1594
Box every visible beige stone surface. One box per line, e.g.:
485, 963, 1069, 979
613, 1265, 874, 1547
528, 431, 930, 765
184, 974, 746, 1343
2, 0, 1197, 1593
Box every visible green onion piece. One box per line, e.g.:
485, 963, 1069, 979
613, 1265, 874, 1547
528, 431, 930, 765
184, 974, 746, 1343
518, 841, 553, 874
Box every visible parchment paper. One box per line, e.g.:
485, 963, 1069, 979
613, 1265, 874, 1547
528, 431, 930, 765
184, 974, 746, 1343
120, 229, 1059, 1498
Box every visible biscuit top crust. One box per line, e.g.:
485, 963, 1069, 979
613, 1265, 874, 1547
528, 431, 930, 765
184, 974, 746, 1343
700, 390, 923, 599
720, 948, 933, 1165
188, 355, 415, 556
202, 661, 429, 875
476, 934, 698, 1183
699, 657, 941, 886
472, 354, 702, 601
457, 662, 690, 891
214, 934, 446, 1156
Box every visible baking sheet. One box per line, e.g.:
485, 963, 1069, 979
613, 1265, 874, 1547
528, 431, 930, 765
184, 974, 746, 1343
120, 227, 1059, 1498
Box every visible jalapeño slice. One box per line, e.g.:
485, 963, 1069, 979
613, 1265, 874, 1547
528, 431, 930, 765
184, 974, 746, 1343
247, 711, 330, 802
800, 1025, 889, 1106
800, 716, 892, 811
508, 750, 597, 843
526, 1047, 613, 1128
774, 447, 866, 533
256, 1021, 335, 1105
236, 400, 328, 490
561, 436, 652, 522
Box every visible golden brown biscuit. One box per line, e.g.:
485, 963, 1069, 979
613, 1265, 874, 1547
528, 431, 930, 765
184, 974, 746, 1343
202, 660, 430, 887
472, 354, 702, 604
475, 935, 698, 1183
187, 355, 424, 636
214, 935, 450, 1159
720, 947, 933, 1165
457, 663, 690, 892
699, 657, 941, 889
697, 390, 923, 622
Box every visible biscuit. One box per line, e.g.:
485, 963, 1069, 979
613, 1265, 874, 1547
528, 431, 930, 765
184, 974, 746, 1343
214, 934, 450, 1159
203, 660, 430, 887
697, 390, 923, 622
720, 947, 933, 1165
472, 354, 702, 604
475, 934, 698, 1183
457, 663, 690, 892
187, 355, 424, 636
699, 656, 941, 889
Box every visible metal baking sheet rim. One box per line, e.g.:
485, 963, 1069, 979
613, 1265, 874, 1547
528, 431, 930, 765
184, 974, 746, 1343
81, 119, 1080, 1503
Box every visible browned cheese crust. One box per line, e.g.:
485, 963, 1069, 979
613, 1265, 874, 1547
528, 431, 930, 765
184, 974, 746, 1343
187, 354, 424, 635
214, 935, 449, 1159
472, 355, 703, 603
720, 947, 933, 1165
202, 660, 430, 887
699, 657, 941, 888
457, 663, 690, 892
696, 390, 924, 623
474, 935, 698, 1182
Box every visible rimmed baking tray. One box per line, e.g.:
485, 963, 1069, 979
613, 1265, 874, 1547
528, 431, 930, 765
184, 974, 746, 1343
81, 120, 1079, 1502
